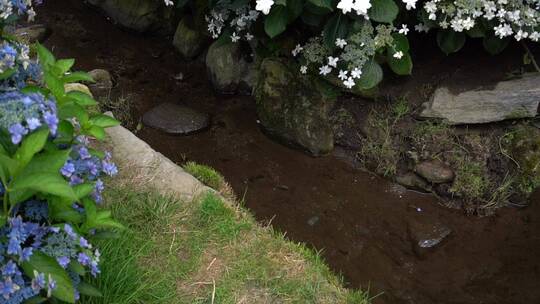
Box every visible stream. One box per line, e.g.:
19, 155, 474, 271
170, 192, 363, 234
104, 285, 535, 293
37, 1, 540, 303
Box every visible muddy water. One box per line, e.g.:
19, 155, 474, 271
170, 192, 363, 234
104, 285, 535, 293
37, 2, 540, 303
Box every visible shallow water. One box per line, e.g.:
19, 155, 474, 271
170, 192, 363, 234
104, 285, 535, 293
38, 2, 540, 303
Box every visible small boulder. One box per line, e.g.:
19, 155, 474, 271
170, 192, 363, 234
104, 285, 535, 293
420, 74, 540, 125
88, 69, 113, 99
206, 41, 255, 95
88, 0, 170, 32
13, 24, 51, 43
64, 83, 93, 97
255, 58, 335, 156
395, 172, 430, 191
173, 19, 207, 59
142, 103, 209, 135
415, 160, 454, 184
408, 217, 452, 258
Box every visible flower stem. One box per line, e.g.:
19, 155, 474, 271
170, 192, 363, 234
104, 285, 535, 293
521, 41, 540, 73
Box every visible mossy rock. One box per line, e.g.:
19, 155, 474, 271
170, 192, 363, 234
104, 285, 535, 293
173, 18, 207, 59
255, 58, 336, 156
88, 0, 170, 32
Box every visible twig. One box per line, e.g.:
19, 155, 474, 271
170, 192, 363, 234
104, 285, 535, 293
168, 228, 176, 254
522, 41, 540, 73
206, 257, 217, 271
211, 279, 216, 304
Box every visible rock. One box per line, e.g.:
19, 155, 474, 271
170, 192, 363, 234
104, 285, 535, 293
408, 217, 452, 258
415, 160, 454, 184
64, 83, 93, 97
173, 19, 207, 59
206, 41, 255, 95
88, 69, 113, 99
142, 103, 209, 134
255, 58, 335, 156
395, 172, 430, 191
13, 24, 51, 43
420, 75, 540, 125
104, 112, 216, 201
307, 216, 320, 226
87, 0, 169, 32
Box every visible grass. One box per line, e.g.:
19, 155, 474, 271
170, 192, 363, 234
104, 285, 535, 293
83, 186, 370, 304
358, 98, 410, 176
183, 162, 226, 190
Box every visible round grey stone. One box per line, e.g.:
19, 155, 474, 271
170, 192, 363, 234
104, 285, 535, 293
142, 103, 209, 135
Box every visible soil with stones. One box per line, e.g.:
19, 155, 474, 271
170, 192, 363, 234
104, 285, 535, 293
37, 2, 540, 304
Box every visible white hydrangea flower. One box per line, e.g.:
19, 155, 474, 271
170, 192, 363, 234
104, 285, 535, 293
338, 70, 348, 80
398, 24, 409, 35
393, 51, 404, 59
300, 65, 308, 74
335, 38, 348, 48
351, 67, 362, 79
328, 56, 339, 67
402, 0, 417, 10
337, 0, 355, 14
319, 65, 332, 76
343, 77, 356, 89
292, 44, 303, 57
255, 0, 274, 15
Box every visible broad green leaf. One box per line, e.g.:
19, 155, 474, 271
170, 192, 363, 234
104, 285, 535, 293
23, 149, 71, 175
23, 296, 47, 304
301, 10, 325, 26
0, 154, 18, 184
62, 71, 95, 83
73, 182, 95, 200
55, 121, 75, 144
305, 1, 332, 14
387, 51, 413, 75
58, 103, 89, 125
53, 209, 84, 223
437, 30, 466, 55
323, 14, 349, 49
77, 282, 103, 298
14, 128, 49, 169
68, 261, 86, 276
35, 43, 55, 67
44, 71, 65, 98
55, 59, 75, 75
392, 33, 409, 52
265, 5, 289, 38
10, 172, 76, 202
22, 251, 75, 303
368, 0, 398, 23
0, 214, 6, 227
307, 0, 333, 10
483, 34, 509, 55
89, 114, 120, 128
86, 125, 105, 140
0, 68, 16, 80
66, 91, 97, 106
287, 0, 304, 21
356, 59, 383, 90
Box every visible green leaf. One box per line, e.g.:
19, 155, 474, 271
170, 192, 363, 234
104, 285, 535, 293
0, 214, 6, 227
323, 14, 349, 49
77, 282, 103, 298
287, 0, 304, 21
73, 182, 95, 200
387, 51, 413, 75
356, 59, 383, 90
14, 128, 49, 169
307, 0, 333, 10
66, 91, 97, 106
68, 261, 86, 276
10, 173, 76, 202
0, 154, 18, 184
54, 59, 75, 75
368, 0, 398, 23
58, 103, 89, 125
35, 43, 55, 67
436, 30, 466, 55
23, 296, 48, 304
55, 121, 75, 144
62, 71, 95, 83
89, 114, 120, 128
44, 71, 65, 98
0, 68, 16, 80
265, 5, 289, 38
22, 251, 75, 303
86, 125, 105, 140
391, 33, 409, 52
483, 34, 509, 55
301, 10, 325, 26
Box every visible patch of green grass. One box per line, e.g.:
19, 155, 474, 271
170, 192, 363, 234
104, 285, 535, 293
183, 162, 225, 190
358, 99, 410, 177
450, 157, 490, 200
87, 185, 369, 303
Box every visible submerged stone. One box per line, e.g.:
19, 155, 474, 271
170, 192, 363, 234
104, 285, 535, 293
255, 58, 335, 156
87, 0, 170, 32
420, 74, 540, 125
142, 103, 209, 135
88, 69, 113, 99
408, 217, 452, 258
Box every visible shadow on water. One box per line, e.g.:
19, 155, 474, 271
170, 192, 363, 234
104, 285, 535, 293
38, 1, 540, 303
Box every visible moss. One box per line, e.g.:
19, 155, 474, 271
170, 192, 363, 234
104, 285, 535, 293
506, 125, 540, 196
450, 157, 490, 200
183, 161, 225, 190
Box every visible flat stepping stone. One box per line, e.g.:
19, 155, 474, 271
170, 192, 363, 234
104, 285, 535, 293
142, 103, 209, 134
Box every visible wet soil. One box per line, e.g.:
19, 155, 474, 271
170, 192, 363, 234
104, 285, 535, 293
37, 2, 540, 303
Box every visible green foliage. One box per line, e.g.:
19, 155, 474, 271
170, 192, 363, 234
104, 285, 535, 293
183, 161, 225, 190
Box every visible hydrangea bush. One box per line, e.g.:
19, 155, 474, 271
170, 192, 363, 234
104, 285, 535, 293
0, 1, 122, 303
170, 0, 539, 90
